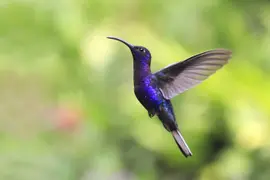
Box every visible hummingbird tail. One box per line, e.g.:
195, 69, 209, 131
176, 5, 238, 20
172, 130, 192, 157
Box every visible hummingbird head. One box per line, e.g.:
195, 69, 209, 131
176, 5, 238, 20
107, 36, 152, 65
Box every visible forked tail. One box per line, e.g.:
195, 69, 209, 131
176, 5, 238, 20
172, 130, 192, 157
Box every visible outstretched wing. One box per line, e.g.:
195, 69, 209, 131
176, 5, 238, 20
154, 49, 232, 99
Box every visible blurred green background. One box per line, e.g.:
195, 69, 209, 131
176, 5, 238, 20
0, 0, 270, 180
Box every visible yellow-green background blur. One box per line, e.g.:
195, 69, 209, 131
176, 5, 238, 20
1, 1, 270, 180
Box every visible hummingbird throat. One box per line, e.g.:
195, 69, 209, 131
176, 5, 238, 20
133, 60, 151, 85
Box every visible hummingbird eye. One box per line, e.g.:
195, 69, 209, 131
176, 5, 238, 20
139, 48, 145, 53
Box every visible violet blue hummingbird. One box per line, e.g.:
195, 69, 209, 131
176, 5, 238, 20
107, 36, 232, 157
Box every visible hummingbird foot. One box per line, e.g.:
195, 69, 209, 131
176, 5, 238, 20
148, 110, 155, 118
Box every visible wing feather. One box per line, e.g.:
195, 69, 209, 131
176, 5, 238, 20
154, 49, 232, 99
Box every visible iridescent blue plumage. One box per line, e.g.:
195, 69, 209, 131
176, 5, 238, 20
107, 36, 232, 158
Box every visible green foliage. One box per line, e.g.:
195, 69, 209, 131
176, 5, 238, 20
0, 0, 270, 179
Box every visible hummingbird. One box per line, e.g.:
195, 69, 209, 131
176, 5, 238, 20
107, 36, 232, 157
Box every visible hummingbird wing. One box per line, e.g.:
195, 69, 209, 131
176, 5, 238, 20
154, 49, 232, 99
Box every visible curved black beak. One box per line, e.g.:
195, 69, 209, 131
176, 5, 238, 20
107, 36, 134, 49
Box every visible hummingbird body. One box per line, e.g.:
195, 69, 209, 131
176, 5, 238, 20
132, 51, 177, 130
134, 74, 176, 129
108, 36, 232, 157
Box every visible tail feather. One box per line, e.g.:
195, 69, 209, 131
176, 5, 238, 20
172, 130, 192, 157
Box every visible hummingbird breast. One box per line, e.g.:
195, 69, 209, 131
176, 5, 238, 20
134, 75, 164, 112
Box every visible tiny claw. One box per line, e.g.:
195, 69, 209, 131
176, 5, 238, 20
148, 111, 155, 118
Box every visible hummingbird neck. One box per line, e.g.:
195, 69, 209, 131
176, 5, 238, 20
133, 60, 151, 85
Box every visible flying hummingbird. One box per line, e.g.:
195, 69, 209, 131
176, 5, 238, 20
107, 36, 232, 157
